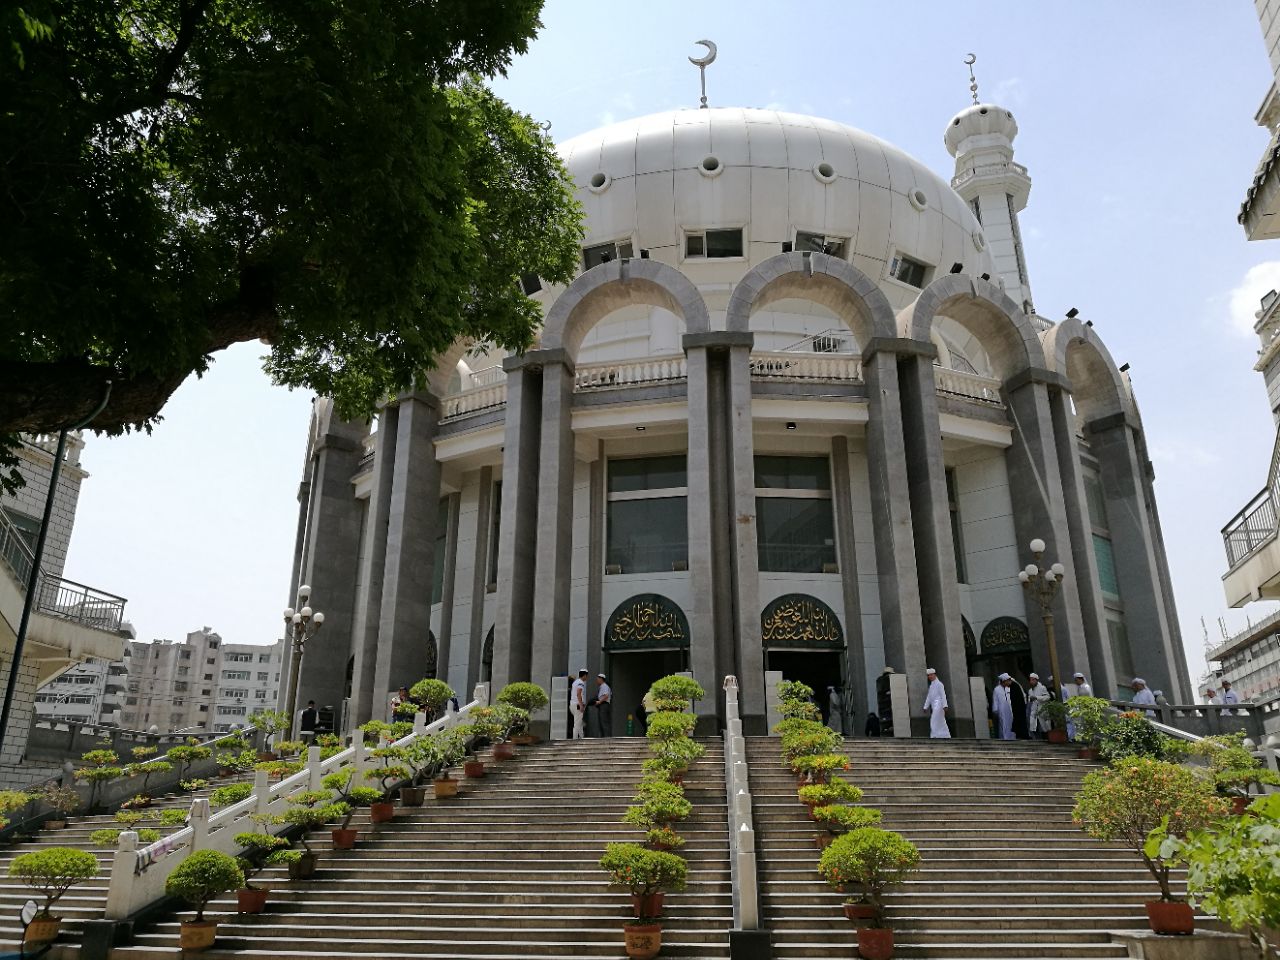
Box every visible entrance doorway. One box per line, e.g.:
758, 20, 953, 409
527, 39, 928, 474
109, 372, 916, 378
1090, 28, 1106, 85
608, 648, 688, 736
765, 649, 845, 726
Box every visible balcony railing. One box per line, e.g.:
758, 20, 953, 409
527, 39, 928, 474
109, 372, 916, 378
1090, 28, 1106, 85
1223, 486, 1278, 569
0, 509, 126, 633
935, 367, 1004, 407
750, 351, 862, 382
576, 356, 687, 391
441, 382, 508, 421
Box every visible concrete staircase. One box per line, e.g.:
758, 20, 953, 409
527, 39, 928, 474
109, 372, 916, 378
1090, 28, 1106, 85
111, 738, 734, 958
749, 737, 1172, 960
0, 769, 255, 947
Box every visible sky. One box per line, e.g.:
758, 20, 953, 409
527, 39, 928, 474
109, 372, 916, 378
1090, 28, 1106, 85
58, 1, 1280, 684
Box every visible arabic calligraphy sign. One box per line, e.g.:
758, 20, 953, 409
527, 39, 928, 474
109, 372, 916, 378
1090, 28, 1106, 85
980, 616, 1029, 654
760, 594, 843, 649
962, 617, 976, 655
604, 595, 690, 651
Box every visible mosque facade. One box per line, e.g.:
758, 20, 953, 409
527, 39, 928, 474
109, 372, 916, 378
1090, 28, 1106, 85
283, 86, 1192, 736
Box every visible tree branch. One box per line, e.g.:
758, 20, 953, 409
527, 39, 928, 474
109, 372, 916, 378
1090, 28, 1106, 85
95, 0, 212, 123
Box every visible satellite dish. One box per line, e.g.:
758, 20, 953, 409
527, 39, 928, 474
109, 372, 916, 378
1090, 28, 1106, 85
21, 899, 37, 926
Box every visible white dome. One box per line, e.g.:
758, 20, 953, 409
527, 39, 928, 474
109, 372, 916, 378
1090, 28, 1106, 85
556, 108, 995, 311
944, 102, 1019, 157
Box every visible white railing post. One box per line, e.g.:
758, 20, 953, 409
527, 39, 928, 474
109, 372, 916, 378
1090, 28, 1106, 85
443, 699, 457, 730
104, 831, 139, 920
413, 711, 427, 734
737, 822, 759, 929
306, 744, 324, 791
473, 682, 491, 706
253, 768, 271, 818
352, 733, 368, 781
721, 675, 759, 931
189, 798, 209, 851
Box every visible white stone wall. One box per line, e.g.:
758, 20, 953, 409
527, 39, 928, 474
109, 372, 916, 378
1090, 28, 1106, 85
951, 447, 1023, 643
0, 658, 39, 765
1, 435, 87, 582
1260, 0, 1280, 84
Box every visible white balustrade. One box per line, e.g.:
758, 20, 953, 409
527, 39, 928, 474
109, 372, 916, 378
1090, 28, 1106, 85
749, 351, 862, 382
467, 365, 506, 388
934, 367, 1003, 407
574, 356, 688, 391
104, 693, 484, 921
722, 676, 759, 931
441, 383, 507, 421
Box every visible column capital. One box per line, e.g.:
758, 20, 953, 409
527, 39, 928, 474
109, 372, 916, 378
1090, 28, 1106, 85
1083, 410, 1143, 436
861, 337, 938, 362
1002, 366, 1070, 394
391, 388, 440, 410
683, 331, 754, 352
313, 433, 360, 454
504, 348, 575, 373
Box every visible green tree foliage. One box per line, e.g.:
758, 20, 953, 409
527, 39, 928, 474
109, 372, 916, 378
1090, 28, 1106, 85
8, 847, 99, 918
163, 850, 244, 922
0, 0, 581, 488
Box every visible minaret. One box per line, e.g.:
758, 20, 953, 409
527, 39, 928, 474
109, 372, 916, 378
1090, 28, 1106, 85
944, 57, 1035, 315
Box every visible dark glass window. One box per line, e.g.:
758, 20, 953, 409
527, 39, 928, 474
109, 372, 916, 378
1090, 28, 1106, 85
890, 255, 928, 288
686, 229, 743, 259
487, 482, 502, 588
1093, 534, 1120, 599
432, 498, 450, 604
754, 456, 830, 491
608, 456, 687, 493
607, 497, 688, 573
756, 498, 836, 573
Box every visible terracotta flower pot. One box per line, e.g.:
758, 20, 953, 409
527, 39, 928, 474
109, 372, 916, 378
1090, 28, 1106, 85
630, 892, 664, 919
815, 833, 835, 850
623, 922, 662, 960
369, 801, 395, 823
1145, 900, 1194, 935
399, 786, 426, 807
843, 902, 878, 923
511, 733, 538, 745
1231, 795, 1251, 815
331, 828, 358, 849
464, 759, 485, 778
43, 819, 67, 830
434, 777, 458, 799
493, 742, 515, 761
257, 751, 277, 762
856, 926, 894, 959
1078, 746, 1101, 761
1047, 728, 1068, 744
237, 887, 269, 913
179, 919, 218, 952
287, 852, 317, 880
24, 916, 61, 944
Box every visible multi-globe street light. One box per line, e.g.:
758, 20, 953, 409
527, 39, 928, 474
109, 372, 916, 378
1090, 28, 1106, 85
282, 584, 323, 739
1018, 538, 1066, 697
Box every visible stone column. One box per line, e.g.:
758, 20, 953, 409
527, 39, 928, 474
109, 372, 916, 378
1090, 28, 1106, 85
530, 353, 577, 701
1047, 389, 1117, 696
491, 356, 544, 691
894, 350, 972, 735
586, 451, 606, 685
435, 492, 461, 679
1003, 370, 1092, 688
462, 466, 495, 694
1085, 412, 1183, 698
830, 435, 868, 726
859, 340, 948, 735
293, 412, 365, 719
372, 393, 442, 702
347, 410, 398, 726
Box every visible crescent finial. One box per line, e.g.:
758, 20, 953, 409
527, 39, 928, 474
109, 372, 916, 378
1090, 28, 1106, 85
689, 40, 717, 109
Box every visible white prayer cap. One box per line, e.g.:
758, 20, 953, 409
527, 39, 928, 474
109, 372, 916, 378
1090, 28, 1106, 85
1132, 677, 1146, 685
998, 672, 1011, 681
925, 667, 937, 675
597, 673, 607, 679
1073, 672, 1085, 679
1154, 690, 1163, 697
1029, 672, 1039, 680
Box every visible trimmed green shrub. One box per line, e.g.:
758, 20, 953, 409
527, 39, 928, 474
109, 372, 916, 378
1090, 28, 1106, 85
599, 842, 688, 907
818, 828, 920, 926
90, 827, 161, 845
210, 783, 254, 808
645, 711, 698, 740
1186, 732, 1280, 798
157, 809, 189, 827
777, 680, 815, 702
409, 678, 455, 714
792, 753, 850, 782
1099, 712, 1168, 762
8, 847, 99, 918
233, 831, 290, 889
813, 804, 882, 834
645, 826, 685, 849
497, 682, 548, 713
648, 675, 704, 712
781, 728, 842, 764
798, 778, 863, 807
1065, 696, 1114, 745
164, 850, 244, 921
650, 736, 704, 768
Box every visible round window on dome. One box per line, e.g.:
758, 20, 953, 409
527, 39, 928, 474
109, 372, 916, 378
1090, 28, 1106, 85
813, 161, 836, 184
588, 171, 611, 194
979, 107, 989, 115
699, 155, 724, 178
909, 188, 928, 211
972, 229, 986, 252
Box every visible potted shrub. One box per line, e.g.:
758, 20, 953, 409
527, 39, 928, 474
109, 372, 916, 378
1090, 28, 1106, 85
232, 825, 290, 913
164, 849, 244, 951
209, 782, 254, 809
1073, 756, 1229, 934
8, 847, 99, 944
818, 827, 921, 959
813, 805, 882, 849
793, 752, 850, 785
398, 736, 440, 806
648, 675, 704, 713
645, 826, 684, 851
1066, 696, 1113, 759
776, 680, 822, 722
1147, 792, 1280, 959
321, 771, 381, 847
496, 682, 549, 744
649, 733, 704, 773
599, 842, 687, 959
798, 777, 863, 814
490, 703, 528, 760
409, 677, 455, 718
73, 747, 122, 811
250, 710, 290, 758
274, 740, 305, 759
781, 727, 843, 766
1099, 712, 1169, 762
456, 714, 503, 778
622, 779, 692, 830
121, 746, 172, 807
364, 733, 413, 821
39, 784, 79, 829
1186, 733, 1280, 814
433, 730, 467, 798
275, 791, 347, 879
1038, 700, 1070, 743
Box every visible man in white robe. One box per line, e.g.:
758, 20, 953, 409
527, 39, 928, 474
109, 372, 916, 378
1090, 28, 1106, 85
827, 686, 844, 735
991, 673, 1015, 740
1064, 671, 1092, 739
1130, 677, 1156, 717
922, 668, 950, 738
1027, 672, 1051, 738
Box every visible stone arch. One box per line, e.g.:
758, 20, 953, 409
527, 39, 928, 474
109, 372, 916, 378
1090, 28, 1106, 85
424, 339, 477, 399
903, 274, 1045, 383
540, 259, 710, 361
1041, 318, 1133, 424
760, 594, 845, 650
726, 251, 896, 348
603, 594, 690, 652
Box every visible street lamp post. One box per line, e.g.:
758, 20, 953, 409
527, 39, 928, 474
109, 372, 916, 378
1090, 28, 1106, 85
282, 584, 324, 740
1018, 538, 1066, 698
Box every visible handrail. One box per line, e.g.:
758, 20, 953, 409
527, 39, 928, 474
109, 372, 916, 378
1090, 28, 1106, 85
1102, 698, 1280, 776
1222, 485, 1278, 568
722, 676, 758, 930
104, 686, 488, 921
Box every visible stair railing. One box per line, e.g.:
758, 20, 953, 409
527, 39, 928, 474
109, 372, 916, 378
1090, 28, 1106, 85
722, 676, 758, 930
103, 684, 488, 921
